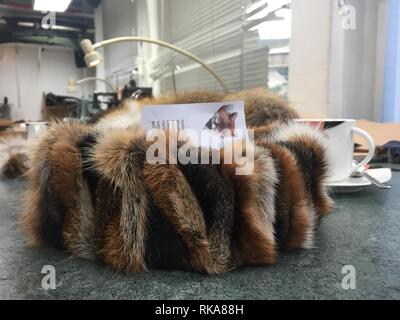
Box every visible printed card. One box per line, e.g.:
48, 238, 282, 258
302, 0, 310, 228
141, 101, 248, 148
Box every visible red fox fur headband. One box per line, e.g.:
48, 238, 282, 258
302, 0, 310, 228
21, 121, 333, 274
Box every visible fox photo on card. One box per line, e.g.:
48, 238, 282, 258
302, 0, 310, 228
140, 101, 248, 148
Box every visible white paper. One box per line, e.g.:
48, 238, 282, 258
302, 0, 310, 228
141, 101, 248, 148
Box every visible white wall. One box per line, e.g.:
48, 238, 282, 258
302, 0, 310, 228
289, 0, 388, 120
288, 0, 332, 118
375, 0, 390, 120
100, 0, 139, 88
136, 0, 154, 88
98, 0, 161, 89
134, 0, 272, 94
329, 0, 388, 120
0, 44, 86, 121
94, 4, 106, 92
98, 0, 389, 120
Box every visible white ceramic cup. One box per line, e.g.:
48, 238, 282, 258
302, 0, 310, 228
26, 122, 48, 140
295, 119, 375, 183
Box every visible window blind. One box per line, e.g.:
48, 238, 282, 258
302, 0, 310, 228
151, 0, 272, 93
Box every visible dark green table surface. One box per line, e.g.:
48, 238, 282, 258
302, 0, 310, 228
0, 172, 399, 300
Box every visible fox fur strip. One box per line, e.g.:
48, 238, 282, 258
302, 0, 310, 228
93, 87, 299, 131
2, 88, 298, 178
21, 121, 333, 273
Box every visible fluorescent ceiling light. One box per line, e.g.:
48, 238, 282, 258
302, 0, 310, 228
33, 0, 73, 12
50, 25, 81, 32
18, 22, 35, 28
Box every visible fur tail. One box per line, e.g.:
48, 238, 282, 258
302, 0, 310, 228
267, 122, 334, 217
1, 152, 29, 179
0, 134, 29, 178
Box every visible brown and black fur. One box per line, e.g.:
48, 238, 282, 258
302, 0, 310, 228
220, 142, 278, 265
141, 88, 299, 128
141, 90, 226, 106
282, 138, 333, 219
142, 161, 215, 273
21, 120, 333, 274
21, 123, 238, 273
1, 152, 29, 179
141, 137, 237, 274
5, 88, 298, 181
178, 154, 238, 272
0, 132, 29, 179
257, 141, 314, 250
21, 122, 94, 249
257, 124, 333, 220
224, 88, 299, 128
92, 87, 298, 129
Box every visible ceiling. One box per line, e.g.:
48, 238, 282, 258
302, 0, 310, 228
0, 0, 102, 67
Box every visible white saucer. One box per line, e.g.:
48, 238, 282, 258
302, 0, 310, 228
326, 168, 392, 193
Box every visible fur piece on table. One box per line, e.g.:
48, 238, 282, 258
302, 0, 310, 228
0, 135, 29, 179
220, 142, 278, 265
3, 88, 297, 179
93, 87, 299, 131
266, 123, 334, 219
1, 152, 29, 179
224, 88, 299, 128
21, 121, 333, 274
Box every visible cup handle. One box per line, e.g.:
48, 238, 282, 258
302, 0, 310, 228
351, 127, 375, 173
